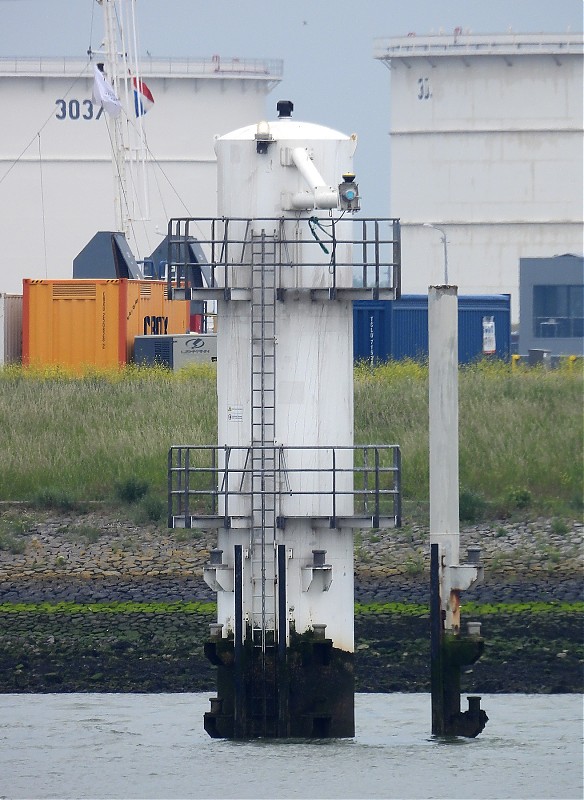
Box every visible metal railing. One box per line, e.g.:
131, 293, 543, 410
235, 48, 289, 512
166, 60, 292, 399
168, 444, 401, 530
373, 34, 584, 61
166, 216, 401, 300
0, 56, 283, 79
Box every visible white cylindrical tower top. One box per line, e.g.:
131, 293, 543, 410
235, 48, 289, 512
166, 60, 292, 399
218, 118, 353, 143
214, 100, 357, 219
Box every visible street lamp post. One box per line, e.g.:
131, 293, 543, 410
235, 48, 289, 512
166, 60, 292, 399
424, 223, 449, 285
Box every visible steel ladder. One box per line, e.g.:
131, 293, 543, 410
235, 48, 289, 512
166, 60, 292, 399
249, 227, 278, 735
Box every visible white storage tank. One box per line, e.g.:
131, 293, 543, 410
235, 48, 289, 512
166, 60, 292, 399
374, 33, 584, 322
0, 56, 282, 294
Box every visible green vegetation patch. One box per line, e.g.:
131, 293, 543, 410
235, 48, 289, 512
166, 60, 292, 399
355, 600, 584, 616
0, 600, 217, 615
4, 600, 577, 618
355, 601, 428, 616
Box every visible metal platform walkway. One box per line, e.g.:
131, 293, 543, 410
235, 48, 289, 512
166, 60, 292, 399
165, 216, 401, 302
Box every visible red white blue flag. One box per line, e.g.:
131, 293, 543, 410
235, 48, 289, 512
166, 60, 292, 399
133, 77, 154, 116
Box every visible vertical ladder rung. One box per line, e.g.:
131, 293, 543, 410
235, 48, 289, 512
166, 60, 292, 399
249, 229, 279, 734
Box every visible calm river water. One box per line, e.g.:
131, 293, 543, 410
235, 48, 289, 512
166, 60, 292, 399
0, 693, 581, 799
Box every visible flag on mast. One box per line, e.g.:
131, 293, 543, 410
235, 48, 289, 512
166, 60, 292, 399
92, 64, 122, 118
133, 77, 155, 116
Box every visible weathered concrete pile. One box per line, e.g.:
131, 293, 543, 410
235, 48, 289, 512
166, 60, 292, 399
0, 507, 582, 693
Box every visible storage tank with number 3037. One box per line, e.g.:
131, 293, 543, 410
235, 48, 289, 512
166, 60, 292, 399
167, 101, 402, 738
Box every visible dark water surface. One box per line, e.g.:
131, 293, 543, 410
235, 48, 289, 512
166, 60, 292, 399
1, 693, 581, 799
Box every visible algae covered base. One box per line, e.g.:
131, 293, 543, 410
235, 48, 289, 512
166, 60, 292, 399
204, 630, 355, 739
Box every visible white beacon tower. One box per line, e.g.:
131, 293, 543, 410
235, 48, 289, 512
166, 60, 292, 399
168, 101, 402, 738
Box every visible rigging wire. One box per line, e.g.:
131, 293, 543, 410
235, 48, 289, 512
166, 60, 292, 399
98, 91, 196, 251
2, 0, 198, 258
142, 139, 193, 218
150, 158, 170, 223
122, 105, 196, 228
0, 63, 93, 188
102, 109, 140, 250
37, 134, 48, 278
88, 0, 96, 57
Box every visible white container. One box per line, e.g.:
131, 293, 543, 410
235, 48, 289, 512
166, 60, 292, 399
134, 333, 217, 369
172, 333, 217, 369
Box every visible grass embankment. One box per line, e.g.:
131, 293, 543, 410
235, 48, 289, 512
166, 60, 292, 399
0, 360, 581, 520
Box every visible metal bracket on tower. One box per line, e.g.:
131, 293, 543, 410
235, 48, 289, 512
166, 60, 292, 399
203, 549, 234, 593
301, 550, 333, 592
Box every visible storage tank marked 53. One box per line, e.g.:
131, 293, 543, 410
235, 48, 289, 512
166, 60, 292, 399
167, 101, 402, 739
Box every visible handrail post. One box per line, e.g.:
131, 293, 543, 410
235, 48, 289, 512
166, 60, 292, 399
360, 219, 367, 288
394, 446, 402, 526
167, 447, 174, 528
373, 220, 380, 300
223, 219, 230, 294
224, 446, 231, 528
330, 219, 337, 297
184, 447, 190, 529
211, 446, 217, 516
331, 448, 336, 528
362, 446, 369, 516
374, 447, 380, 528
393, 218, 401, 298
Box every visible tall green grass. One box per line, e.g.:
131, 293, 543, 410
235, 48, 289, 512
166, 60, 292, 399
0, 360, 582, 516
354, 358, 583, 515
0, 364, 216, 502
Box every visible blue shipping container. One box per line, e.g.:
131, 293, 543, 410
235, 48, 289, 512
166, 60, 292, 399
353, 295, 511, 364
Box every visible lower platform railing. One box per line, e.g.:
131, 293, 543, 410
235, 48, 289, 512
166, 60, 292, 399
168, 444, 401, 530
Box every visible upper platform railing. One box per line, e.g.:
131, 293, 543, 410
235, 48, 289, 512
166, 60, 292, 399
166, 216, 401, 302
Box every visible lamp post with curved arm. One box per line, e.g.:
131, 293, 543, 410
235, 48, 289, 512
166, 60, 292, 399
424, 223, 449, 285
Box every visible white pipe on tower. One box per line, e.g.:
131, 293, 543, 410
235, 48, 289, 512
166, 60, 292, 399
291, 147, 338, 208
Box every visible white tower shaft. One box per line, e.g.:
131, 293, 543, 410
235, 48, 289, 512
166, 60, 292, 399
167, 106, 402, 739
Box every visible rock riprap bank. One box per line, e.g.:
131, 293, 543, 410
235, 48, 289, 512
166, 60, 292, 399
0, 507, 582, 693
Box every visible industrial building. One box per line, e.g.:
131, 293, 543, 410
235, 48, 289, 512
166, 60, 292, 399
0, 56, 281, 295
374, 33, 584, 322
518, 254, 584, 356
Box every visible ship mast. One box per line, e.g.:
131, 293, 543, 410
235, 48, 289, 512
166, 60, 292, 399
98, 0, 126, 235
96, 0, 149, 250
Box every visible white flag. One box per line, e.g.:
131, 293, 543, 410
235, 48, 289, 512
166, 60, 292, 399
92, 65, 122, 118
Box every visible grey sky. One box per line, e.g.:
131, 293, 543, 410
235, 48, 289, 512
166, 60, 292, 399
1, 0, 582, 215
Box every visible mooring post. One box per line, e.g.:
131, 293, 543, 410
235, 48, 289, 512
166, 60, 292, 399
428, 285, 488, 737
234, 544, 245, 739
430, 542, 444, 735
277, 544, 289, 737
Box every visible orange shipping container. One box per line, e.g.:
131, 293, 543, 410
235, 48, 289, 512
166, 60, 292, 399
23, 279, 189, 369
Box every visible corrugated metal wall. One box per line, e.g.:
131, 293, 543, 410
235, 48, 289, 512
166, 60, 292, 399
0, 293, 23, 364
22, 279, 189, 369
353, 295, 511, 364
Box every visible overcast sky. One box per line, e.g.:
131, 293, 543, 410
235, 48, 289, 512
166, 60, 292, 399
1, 0, 582, 215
